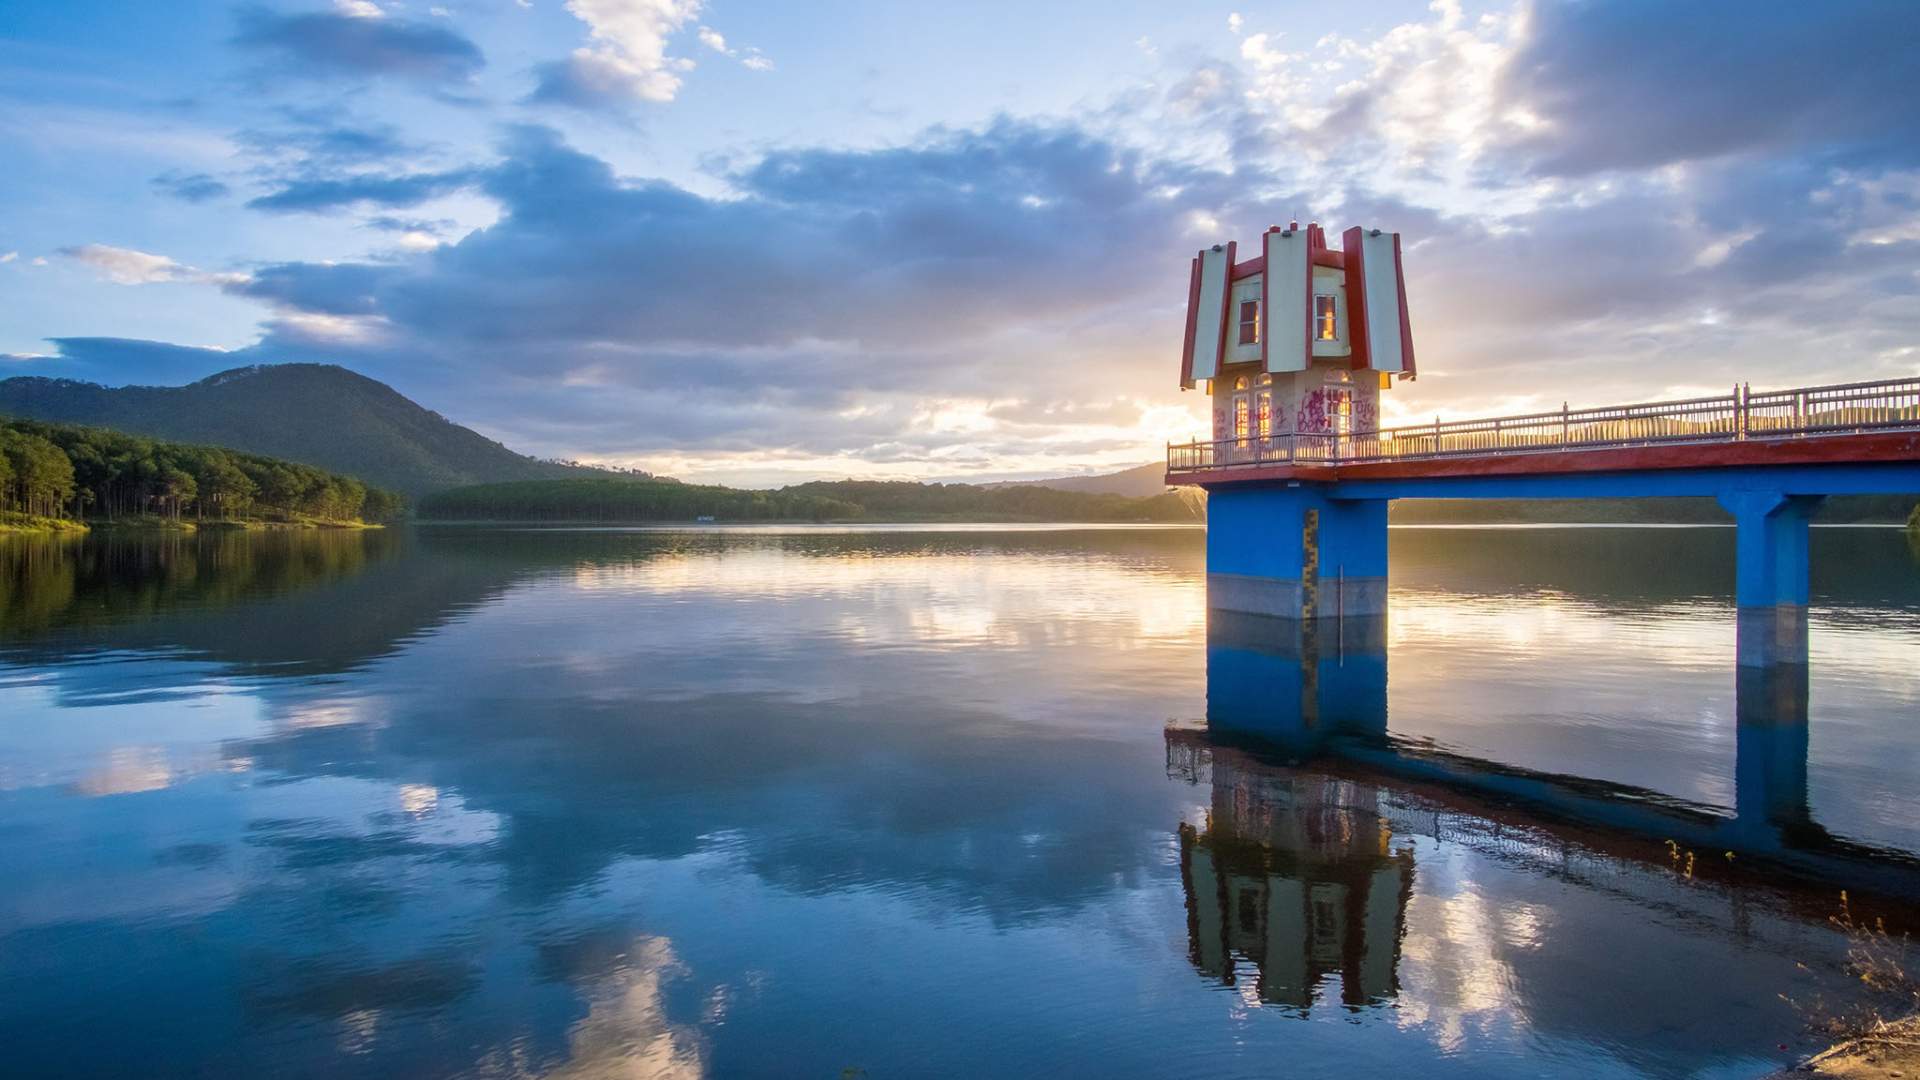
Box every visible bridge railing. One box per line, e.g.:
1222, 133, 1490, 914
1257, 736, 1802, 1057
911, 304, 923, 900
1168, 375, 1920, 473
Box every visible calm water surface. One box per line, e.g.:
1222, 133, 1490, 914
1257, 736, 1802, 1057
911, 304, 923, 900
2, 524, 1919, 1078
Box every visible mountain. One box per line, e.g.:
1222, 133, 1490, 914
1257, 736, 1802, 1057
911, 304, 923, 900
985, 462, 1169, 498
0, 364, 587, 497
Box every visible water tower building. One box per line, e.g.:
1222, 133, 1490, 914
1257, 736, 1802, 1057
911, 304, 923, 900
1180, 223, 1415, 452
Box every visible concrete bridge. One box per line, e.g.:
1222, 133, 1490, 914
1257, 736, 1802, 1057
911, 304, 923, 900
1168, 375, 1920, 666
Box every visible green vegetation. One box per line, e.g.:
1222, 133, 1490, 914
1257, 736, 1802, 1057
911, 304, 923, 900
0, 418, 401, 528
782, 480, 1201, 522
0, 511, 90, 536
1909, 503, 1919, 534
418, 476, 1203, 524
0, 364, 607, 497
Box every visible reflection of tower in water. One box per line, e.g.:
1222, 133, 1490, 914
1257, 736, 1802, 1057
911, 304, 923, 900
1171, 736, 1414, 1012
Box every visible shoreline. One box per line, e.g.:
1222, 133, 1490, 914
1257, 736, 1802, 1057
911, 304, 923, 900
0, 516, 383, 536
1772, 1016, 1920, 1078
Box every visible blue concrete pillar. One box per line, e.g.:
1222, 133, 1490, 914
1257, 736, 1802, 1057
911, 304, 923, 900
1205, 485, 1389, 619
1206, 487, 1308, 619
1719, 491, 1823, 673
1716, 491, 1825, 610
1319, 497, 1390, 621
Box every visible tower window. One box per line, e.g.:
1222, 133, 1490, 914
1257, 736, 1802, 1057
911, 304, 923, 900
1314, 295, 1337, 341
1237, 299, 1260, 345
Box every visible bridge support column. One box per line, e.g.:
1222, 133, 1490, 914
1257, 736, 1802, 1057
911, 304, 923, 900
1717, 491, 1824, 666
1205, 486, 1388, 620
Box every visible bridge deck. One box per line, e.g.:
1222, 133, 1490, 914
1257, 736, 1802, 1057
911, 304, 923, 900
1168, 376, 1920, 489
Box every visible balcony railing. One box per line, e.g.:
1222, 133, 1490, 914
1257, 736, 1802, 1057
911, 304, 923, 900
1167, 376, 1920, 474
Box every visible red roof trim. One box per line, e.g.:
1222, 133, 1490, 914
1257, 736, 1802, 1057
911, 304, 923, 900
1341, 225, 1372, 371
1179, 254, 1202, 389
1297, 232, 1312, 375
1258, 228, 1275, 372
1213, 241, 1238, 376
1392, 232, 1416, 379
1229, 252, 1343, 282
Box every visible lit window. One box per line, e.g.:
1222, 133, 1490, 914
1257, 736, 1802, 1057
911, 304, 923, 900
1237, 299, 1260, 345
1330, 387, 1352, 435
1314, 294, 1337, 341
1233, 376, 1248, 390
1233, 395, 1250, 444
1256, 391, 1272, 437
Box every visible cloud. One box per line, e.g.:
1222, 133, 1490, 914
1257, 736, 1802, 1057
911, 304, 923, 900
233, 6, 485, 86
22, 0, 1920, 481
528, 0, 702, 108
1496, 0, 1920, 176
151, 171, 232, 203
59, 244, 247, 287
695, 24, 772, 71
246, 168, 479, 212
224, 262, 400, 315
79, 120, 1266, 471
366, 214, 458, 234
0, 252, 17, 263
239, 113, 421, 164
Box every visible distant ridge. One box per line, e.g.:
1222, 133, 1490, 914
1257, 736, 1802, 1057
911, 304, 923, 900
985, 462, 1169, 498
0, 364, 592, 497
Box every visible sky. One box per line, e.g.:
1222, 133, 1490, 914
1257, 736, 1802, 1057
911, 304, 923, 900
1, 1, 1916, 487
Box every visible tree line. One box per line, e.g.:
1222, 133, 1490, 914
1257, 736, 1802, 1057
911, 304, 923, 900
0, 418, 402, 523
417, 476, 1203, 524
418, 477, 862, 522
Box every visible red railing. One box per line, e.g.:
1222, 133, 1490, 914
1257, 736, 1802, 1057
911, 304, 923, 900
1167, 376, 1920, 474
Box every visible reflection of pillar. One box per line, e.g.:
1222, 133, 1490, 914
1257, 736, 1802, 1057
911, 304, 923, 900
1206, 609, 1387, 747
1734, 613, 1811, 831
1205, 486, 1388, 618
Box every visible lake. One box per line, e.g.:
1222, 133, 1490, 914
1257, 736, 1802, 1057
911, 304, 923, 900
2, 524, 1919, 1078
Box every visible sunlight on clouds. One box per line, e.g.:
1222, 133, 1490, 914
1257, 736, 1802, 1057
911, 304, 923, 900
273, 312, 392, 345
60, 244, 247, 287
559, 0, 703, 103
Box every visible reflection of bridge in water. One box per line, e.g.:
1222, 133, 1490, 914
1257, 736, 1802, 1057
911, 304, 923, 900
1172, 609, 1920, 964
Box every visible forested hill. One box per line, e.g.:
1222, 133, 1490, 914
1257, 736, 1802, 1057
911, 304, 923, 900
1, 417, 400, 525
0, 364, 587, 497
418, 476, 1203, 524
